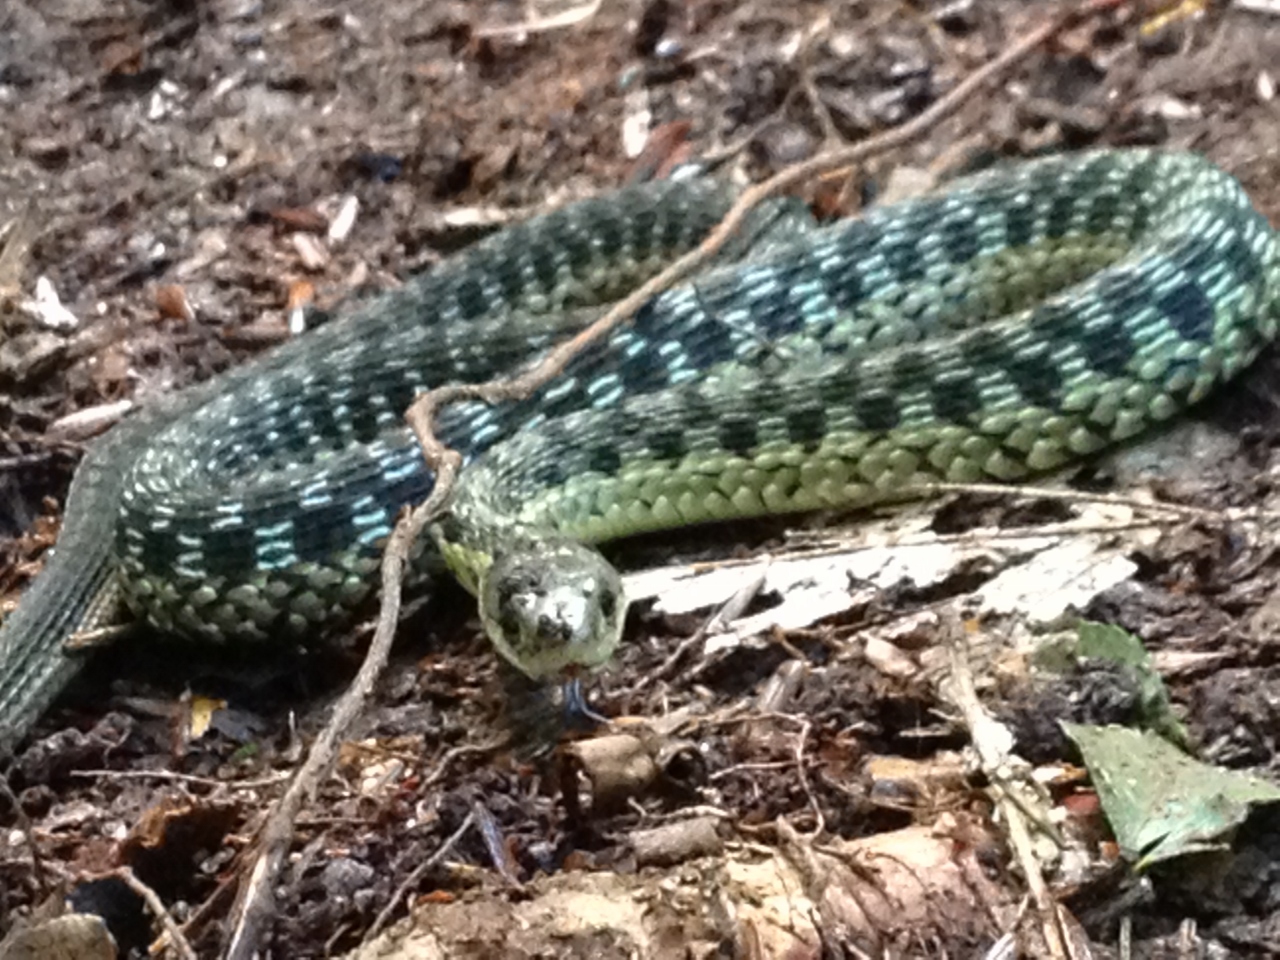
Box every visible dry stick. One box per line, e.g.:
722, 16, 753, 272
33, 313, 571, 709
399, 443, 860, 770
0, 773, 46, 888
223, 509, 423, 960
116, 865, 199, 960
919, 480, 1280, 526
624, 565, 769, 697
71, 767, 289, 790
941, 630, 1067, 958
222, 3, 1111, 955
364, 811, 477, 943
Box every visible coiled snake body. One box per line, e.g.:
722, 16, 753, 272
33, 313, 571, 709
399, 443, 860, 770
2, 149, 1277, 748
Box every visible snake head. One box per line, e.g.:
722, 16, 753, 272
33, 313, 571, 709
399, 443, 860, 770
479, 539, 627, 680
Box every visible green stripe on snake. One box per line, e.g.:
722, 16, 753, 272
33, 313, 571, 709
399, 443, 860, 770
2, 149, 1278, 748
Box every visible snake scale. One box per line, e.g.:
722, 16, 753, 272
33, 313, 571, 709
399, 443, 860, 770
1, 149, 1277, 750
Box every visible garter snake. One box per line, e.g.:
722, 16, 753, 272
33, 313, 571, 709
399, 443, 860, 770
1, 149, 1277, 749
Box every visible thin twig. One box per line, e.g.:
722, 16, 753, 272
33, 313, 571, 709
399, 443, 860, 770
472, 798, 525, 887
623, 564, 769, 698
223, 504, 428, 960
792, 719, 823, 837
115, 865, 199, 960
915, 480, 1280, 527
364, 811, 476, 943
0, 773, 46, 888
939, 620, 1068, 959
474, 0, 603, 38
70, 768, 289, 790
421, 736, 510, 789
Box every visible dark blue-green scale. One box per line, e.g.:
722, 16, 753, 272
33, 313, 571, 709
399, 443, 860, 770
963, 329, 1062, 411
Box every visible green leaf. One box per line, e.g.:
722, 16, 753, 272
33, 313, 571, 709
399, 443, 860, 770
1064, 723, 1280, 869
1034, 621, 1188, 748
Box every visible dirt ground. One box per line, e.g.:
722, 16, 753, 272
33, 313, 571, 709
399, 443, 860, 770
3, 0, 1280, 957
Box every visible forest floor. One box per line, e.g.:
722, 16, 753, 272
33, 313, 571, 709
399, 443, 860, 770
3, 1, 1280, 957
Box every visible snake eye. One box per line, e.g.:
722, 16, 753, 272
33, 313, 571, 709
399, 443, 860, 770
598, 589, 616, 623
496, 607, 522, 644
491, 579, 524, 643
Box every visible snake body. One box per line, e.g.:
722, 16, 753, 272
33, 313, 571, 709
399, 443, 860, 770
2, 149, 1277, 748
